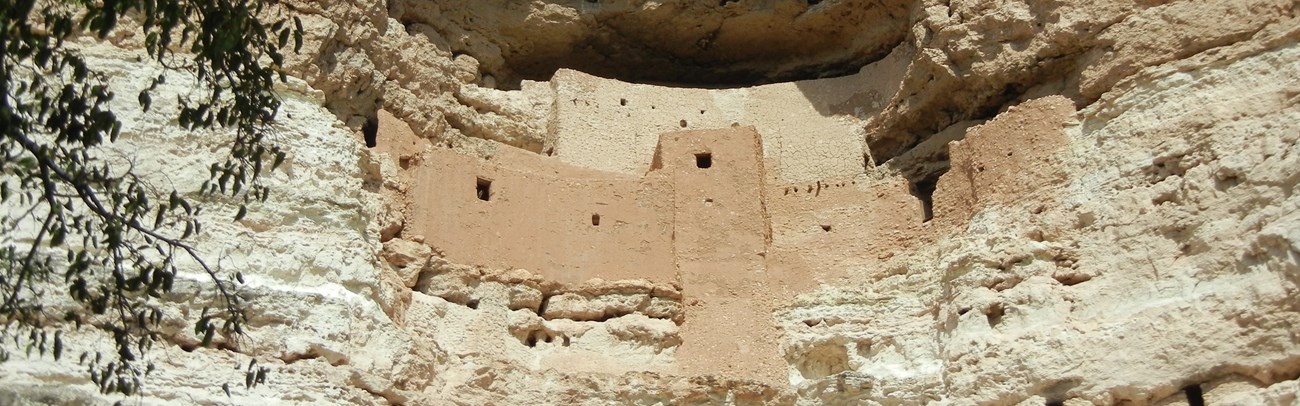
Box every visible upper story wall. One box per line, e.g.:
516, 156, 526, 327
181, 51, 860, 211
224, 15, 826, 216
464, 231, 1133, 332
547, 69, 884, 184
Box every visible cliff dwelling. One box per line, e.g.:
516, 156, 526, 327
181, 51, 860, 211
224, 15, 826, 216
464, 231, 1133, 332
391, 67, 1076, 384
4, 0, 1300, 404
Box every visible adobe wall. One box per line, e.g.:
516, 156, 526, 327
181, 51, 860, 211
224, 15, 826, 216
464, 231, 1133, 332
764, 176, 925, 290
931, 96, 1074, 226
405, 121, 938, 384
547, 69, 882, 183
407, 144, 677, 285
649, 128, 790, 382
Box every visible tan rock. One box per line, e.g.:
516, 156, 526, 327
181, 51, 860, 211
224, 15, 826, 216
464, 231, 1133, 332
5, 2, 1300, 405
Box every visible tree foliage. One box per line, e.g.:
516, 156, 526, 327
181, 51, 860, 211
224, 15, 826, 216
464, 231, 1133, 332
0, 0, 301, 396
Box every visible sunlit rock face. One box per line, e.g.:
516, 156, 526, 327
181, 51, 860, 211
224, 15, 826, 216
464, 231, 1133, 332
2, 1, 1300, 405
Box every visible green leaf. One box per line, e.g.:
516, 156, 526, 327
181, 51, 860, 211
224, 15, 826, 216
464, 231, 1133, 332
271, 151, 286, 170
293, 17, 304, 52
153, 207, 166, 229
50, 226, 66, 246
277, 29, 289, 50
138, 90, 151, 112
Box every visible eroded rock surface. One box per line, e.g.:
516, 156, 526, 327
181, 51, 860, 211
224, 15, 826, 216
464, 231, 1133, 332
2, 1, 1299, 405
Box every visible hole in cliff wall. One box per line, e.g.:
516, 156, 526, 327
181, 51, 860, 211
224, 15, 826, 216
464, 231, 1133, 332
592, 213, 601, 226
476, 178, 492, 201
820, 224, 832, 232
794, 342, 851, 380
909, 175, 939, 223
679, 119, 688, 128
984, 303, 1005, 326
524, 329, 566, 348
696, 153, 713, 169
362, 116, 378, 148
1184, 384, 1205, 406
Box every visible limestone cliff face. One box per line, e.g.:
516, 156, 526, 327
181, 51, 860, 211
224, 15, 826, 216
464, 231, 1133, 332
2, 1, 1300, 405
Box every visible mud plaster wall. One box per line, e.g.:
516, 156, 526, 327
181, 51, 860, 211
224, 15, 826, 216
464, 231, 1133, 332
409, 145, 676, 286
406, 122, 950, 383
765, 175, 925, 291
400, 66, 1086, 387
549, 69, 880, 183
932, 96, 1075, 227
655, 128, 788, 382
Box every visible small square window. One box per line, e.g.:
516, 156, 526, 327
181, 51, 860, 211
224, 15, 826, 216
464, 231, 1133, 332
695, 153, 712, 169
476, 178, 492, 201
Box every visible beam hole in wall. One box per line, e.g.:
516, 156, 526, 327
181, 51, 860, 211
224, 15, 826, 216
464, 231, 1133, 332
696, 153, 713, 169
1044, 401, 1064, 406
592, 213, 601, 226
820, 224, 832, 232
679, 119, 688, 128
476, 178, 492, 201
1184, 384, 1205, 406
362, 116, 378, 148
620, 98, 627, 106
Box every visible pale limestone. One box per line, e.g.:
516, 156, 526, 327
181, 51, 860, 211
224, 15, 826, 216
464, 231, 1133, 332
2, 1, 1299, 405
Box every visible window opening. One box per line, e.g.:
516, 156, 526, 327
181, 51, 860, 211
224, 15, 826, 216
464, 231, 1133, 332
695, 153, 712, 169
476, 178, 492, 201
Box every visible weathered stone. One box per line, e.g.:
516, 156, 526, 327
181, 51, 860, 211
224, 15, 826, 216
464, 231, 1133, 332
3, 2, 1299, 405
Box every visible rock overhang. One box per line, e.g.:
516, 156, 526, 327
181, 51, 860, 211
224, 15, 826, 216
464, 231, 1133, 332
391, 0, 915, 88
